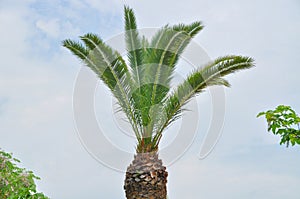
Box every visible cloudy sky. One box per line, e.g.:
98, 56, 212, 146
1, 0, 300, 198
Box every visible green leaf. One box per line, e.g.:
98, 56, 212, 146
258, 105, 300, 147
257, 112, 266, 118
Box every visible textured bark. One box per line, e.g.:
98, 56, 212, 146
124, 152, 168, 199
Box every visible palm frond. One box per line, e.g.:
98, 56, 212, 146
144, 22, 204, 107
62, 39, 88, 60
63, 34, 142, 141
132, 22, 204, 136
124, 6, 143, 88
152, 56, 255, 146
134, 22, 204, 140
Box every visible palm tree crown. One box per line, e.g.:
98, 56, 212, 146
63, 6, 254, 153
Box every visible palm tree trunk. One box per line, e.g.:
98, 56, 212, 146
124, 152, 168, 199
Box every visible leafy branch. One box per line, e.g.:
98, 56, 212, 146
0, 149, 49, 199
257, 105, 300, 147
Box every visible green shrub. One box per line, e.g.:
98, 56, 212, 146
0, 149, 49, 199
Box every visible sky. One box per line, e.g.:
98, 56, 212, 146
0, 0, 300, 198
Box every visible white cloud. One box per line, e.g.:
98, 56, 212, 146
83, 0, 123, 14
35, 18, 81, 39
0, 7, 30, 55
68, 0, 87, 10
36, 19, 61, 38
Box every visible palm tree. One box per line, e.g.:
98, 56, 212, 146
63, 6, 254, 199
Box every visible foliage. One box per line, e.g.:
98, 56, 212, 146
257, 105, 300, 147
0, 149, 49, 199
63, 6, 255, 153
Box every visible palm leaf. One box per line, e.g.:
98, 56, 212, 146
144, 22, 204, 101
152, 56, 255, 146
62, 35, 142, 140
124, 6, 143, 88
136, 22, 204, 137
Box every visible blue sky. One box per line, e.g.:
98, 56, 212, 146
1, 0, 300, 198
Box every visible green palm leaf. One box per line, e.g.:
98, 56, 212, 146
62, 34, 142, 141
152, 56, 255, 146
144, 22, 204, 103
124, 6, 143, 88
135, 22, 204, 140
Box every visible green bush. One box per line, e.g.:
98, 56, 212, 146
0, 149, 49, 199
